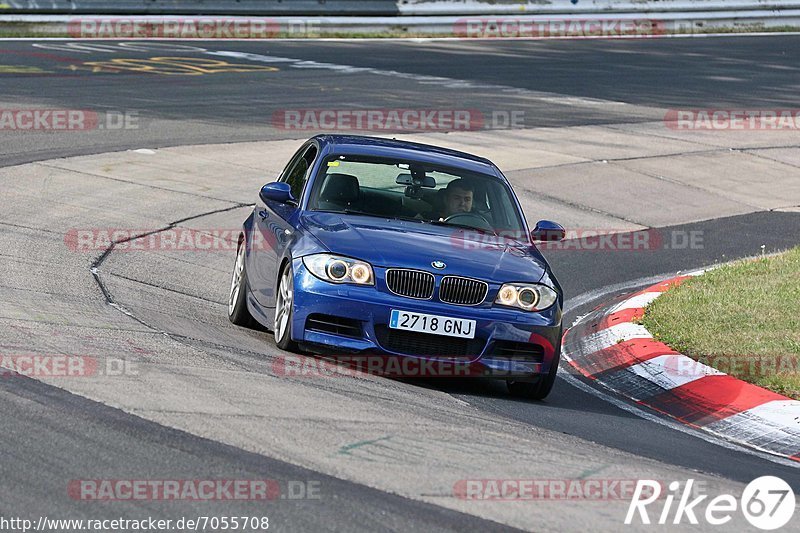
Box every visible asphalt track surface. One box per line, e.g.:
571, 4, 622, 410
3, 34, 800, 165
1, 36, 800, 531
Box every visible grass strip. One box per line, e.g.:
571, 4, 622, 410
642, 247, 800, 400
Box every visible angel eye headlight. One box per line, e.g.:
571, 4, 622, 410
497, 285, 518, 306
303, 254, 374, 285
326, 259, 348, 281
350, 263, 372, 284
494, 283, 557, 311
517, 287, 538, 310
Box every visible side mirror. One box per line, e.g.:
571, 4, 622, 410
260, 182, 296, 204
531, 220, 566, 242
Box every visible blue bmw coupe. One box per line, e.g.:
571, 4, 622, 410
228, 135, 566, 399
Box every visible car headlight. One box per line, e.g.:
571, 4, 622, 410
302, 254, 374, 285
494, 283, 558, 311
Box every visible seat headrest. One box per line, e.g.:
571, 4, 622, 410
320, 173, 360, 204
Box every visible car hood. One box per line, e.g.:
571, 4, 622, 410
301, 212, 548, 283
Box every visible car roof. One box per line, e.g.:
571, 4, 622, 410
312, 134, 500, 176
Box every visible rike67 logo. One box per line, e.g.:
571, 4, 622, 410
626, 477, 795, 530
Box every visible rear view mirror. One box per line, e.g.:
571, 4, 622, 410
531, 220, 566, 242
396, 173, 436, 188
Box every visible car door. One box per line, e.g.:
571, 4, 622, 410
250, 142, 318, 309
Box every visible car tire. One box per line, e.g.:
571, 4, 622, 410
228, 238, 255, 327
274, 262, 298, 351
506, 348, 561, 400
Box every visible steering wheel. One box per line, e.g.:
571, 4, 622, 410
443, 212, 494, 233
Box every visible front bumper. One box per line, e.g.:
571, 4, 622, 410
290, 259, 562, 379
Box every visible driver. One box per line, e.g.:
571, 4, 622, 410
435, 179, 473, 220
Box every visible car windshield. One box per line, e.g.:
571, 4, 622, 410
308, 155, 527, 236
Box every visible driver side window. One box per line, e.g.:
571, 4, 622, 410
280, 144, 318, 202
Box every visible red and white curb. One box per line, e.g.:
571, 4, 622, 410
562, 273, 800, 462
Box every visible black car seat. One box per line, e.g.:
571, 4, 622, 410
317, 173, 361, 211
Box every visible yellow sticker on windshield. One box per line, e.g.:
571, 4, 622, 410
327, 161, 340, 167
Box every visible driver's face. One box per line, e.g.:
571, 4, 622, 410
444, 187, 473, 217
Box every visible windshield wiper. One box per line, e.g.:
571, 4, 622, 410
314, 208, 386, 219
342, 209, 383, 218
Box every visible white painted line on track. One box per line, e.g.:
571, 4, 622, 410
707, 400, 800, 434
555, 270, 800, 468
580, 322, 652, 353
558, 266, 800, 468
608, 291, 662, 313
556, 369, 800, 468
627, 354, 724, 391
562, 271, 692, 314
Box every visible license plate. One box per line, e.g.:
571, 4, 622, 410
389, 310, 476, 339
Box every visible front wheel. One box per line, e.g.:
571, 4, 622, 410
274, 262, 298, 351
228, 238, 255, 327
507, 350, 560, 400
